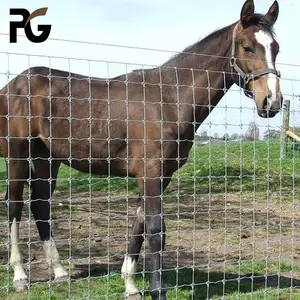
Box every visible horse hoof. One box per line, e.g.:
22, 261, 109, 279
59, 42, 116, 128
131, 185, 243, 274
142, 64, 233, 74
126, 293, 142, 300
13, 279, 28, 292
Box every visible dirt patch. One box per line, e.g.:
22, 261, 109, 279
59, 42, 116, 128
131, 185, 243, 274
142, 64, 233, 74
1, 191, 300, 283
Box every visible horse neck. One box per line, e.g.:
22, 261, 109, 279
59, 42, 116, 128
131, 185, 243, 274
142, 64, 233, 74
161, 24, 236, 134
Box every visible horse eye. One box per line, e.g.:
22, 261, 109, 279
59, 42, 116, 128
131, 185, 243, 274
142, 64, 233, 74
243, 46, 254, 53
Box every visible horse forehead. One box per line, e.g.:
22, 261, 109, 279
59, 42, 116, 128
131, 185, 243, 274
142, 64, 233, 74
254, 30, 274, 49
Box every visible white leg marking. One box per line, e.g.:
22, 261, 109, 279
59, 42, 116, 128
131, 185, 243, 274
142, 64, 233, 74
136, 206, 144, 218
254, 30, 278, 104
43, 240, 68, 279
10, 218, 28, 285
121, 255, 139, 295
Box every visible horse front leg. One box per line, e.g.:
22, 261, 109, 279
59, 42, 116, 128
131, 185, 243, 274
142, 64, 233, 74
122, 197, 145, 299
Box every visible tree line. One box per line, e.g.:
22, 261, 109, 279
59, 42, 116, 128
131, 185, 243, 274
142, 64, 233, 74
197, 121, 284, 142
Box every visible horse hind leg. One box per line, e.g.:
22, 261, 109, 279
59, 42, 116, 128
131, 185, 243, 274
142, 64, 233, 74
30, 141, 68, 281
143, 174, 168, 300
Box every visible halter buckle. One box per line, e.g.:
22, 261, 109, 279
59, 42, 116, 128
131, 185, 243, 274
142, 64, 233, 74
230, 57, 236, 67
244, 75, 251, 85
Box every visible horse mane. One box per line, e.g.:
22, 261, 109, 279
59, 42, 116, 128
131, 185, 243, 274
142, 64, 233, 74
163, 13, 275, 67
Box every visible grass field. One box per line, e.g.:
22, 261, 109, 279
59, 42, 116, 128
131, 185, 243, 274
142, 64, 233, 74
1, 139, 300, 299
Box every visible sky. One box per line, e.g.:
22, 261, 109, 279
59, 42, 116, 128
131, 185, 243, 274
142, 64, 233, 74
0, 0, 299, 138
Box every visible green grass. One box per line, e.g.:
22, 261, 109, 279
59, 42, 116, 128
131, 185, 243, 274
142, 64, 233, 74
1, 260, 300, 299
0, 158, 6, 191
227, 259, 300, 274
174, 139, 300, 196
1, 139, 300, 299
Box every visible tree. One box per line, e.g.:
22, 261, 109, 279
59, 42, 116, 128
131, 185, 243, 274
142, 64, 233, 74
245, 121, 260, 141
221, 133, 230, 140
199, 130, 209, 141
239, 134, 245, 141
230, 133, 239, 140
200, 130, 208, 138
194, 134, 202, 143
263, 129, 280, 140
213, 133, 219, 139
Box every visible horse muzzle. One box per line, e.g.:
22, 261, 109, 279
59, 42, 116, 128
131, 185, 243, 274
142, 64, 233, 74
257, 93, 283, 118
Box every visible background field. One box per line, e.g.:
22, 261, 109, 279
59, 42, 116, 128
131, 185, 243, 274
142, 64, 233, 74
1, 139, 300, 299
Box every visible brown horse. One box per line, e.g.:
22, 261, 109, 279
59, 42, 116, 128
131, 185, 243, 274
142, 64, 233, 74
0, 0, 282, 299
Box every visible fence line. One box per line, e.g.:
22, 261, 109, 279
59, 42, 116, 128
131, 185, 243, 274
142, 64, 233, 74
1, 32, 300, 69
0, 43, 300, 300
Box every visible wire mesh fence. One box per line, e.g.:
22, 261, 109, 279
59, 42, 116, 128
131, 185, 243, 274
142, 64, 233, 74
0, 34, 300, 300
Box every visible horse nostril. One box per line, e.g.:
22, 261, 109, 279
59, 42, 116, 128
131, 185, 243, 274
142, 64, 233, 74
267, 91, 272, 99
263, 96, 270, 111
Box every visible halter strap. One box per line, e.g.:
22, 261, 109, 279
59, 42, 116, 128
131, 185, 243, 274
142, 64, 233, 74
230, 24, 281, 86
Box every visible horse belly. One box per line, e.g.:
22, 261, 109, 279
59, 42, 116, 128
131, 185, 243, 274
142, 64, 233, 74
48, 137, 130, 176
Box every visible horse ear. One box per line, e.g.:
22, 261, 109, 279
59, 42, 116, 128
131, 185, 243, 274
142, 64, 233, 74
240, 0, 255, 27
266, 1, 279, 25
